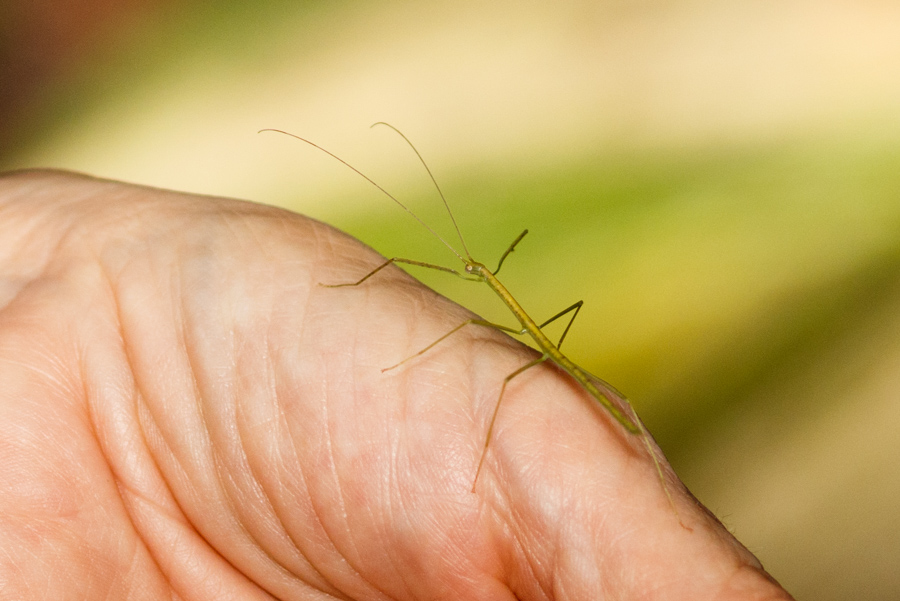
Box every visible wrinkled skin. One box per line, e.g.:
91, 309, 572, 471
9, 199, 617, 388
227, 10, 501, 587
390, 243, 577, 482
0, 171, 794, 600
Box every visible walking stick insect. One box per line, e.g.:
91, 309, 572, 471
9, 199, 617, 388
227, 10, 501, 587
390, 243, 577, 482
261, 125, 678, 518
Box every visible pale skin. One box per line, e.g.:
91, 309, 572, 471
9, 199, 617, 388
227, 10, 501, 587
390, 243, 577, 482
0, 170, 793, 600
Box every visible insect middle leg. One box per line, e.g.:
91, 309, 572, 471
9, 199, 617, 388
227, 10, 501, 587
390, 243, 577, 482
376, 315, 549, 490
320, 257, 467, 288
382, 318, 525, 372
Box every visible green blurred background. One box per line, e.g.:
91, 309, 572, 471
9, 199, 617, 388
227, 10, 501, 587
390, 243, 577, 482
3, 1, 899, 598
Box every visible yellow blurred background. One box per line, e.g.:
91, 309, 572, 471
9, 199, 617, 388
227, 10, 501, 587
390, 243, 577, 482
3, 1, 899, 598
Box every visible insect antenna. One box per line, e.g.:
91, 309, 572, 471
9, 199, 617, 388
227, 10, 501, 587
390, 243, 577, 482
371, 122, 472, 260
259, 128, 465, 263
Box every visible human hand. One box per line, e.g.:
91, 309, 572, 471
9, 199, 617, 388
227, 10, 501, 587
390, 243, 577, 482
0, 171, 793, 600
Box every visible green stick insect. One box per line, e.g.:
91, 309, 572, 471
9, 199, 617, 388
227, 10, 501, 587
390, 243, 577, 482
262, 124, 676, 511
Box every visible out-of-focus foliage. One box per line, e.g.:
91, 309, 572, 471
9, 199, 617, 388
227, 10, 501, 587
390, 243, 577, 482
4, 2, 900, 599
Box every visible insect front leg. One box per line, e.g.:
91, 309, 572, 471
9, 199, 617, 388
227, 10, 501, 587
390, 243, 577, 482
493, 229, 529, 275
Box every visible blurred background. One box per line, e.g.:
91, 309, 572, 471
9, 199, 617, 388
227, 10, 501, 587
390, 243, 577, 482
2, 1, 899, 598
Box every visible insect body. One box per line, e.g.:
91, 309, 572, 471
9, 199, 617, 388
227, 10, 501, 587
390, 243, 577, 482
261, 124, 672, 500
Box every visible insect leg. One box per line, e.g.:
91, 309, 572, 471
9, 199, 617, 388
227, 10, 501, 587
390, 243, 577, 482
493, 229, 529, 275
537, 300, 584, 350
382, 318, 524, 372
472, 354, 550, 491
320, 257, 465, 288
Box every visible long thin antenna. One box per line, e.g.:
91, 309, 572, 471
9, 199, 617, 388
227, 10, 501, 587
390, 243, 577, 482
259, 128, 465, 262
371, 122, 472, 260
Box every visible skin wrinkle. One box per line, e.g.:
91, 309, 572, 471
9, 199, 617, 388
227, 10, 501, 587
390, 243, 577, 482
94, 508, 140, 600
316, 270, 420, 601
0, 233, 62, 308
328, 311, 392, 592
549, 506, 579, 601
307, 362, 390, 601
175, 272, 250, 559
337, 440, 400, 599
501, 510, 543, 601
412, 412, 481, 596
469, 484, 524, 598
220, 388, 292, 596
384, 511, 415, 600
282, 346, 362, 600
109, 230, 247, 599
291, 448, 358, 601
115, 477, 181, 582
384, 446, 418, 601
246, 369, 348, 601
172, 233, 306, 599
4, 189, 77, 286
517, 516, 553, 601
401, 352, 486, 592
94, 253, 184, 593
115, 418, 202, 601
507, 438, 621, 600
77, 369, 128, 601
243, 213, 282, 266
163, 282, 218, 510
230, 335, 359, 601
132, 392, 200, 539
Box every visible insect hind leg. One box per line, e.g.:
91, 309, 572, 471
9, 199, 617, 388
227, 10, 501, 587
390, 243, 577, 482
471, 354, 550, 492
